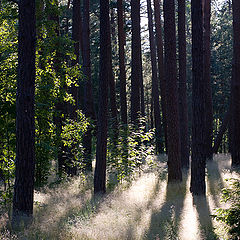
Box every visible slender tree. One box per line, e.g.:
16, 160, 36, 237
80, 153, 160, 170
109, 41, 119, 142
203, 0, 213, 161
147, 0, 163, 153
117, 0, 127, 124
131, 0, 141, 123
231, 0, 240, 166
94, 0, 111, 194
82, 0, 96, 171
12, 0, 36, 227
190, 0, 206, 195
163, 0, 182, 181
178, 0, 189, 168
153, 0, 168, 152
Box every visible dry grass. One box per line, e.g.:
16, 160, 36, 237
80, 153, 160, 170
0, 154, 239, 240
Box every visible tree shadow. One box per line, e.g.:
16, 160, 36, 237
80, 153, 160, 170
192, 195, 218, 240
144, 169, 188, 240
206, 159, 225, 207
125, 175, 163, 239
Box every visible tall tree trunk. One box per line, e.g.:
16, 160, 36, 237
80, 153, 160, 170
153, 0, 168, 152
163, 0, 182, 182
178, 0, 189, 168
82, 0, 95, 171
117, 0, 127, 124
94, 0, 110, 194
109, 51, 119, 143
147, 0, 163, 153
203, 0, 213, 161
131, 0, 141, 123
12, 0, 36, 227
190, 0, 206, 195
231, 0, 240, 166
109, 10, 119, 142
70, 0, 82, 118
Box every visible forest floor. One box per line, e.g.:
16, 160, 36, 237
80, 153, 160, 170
0, 154, 239, 240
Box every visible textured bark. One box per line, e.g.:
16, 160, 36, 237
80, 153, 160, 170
12, 0, 36, 227
94, 0, 110, 194
130, 0, 141, 123
153, 0, 168, 152
231, 0, 240, 166
117, 0, 127, 124
203, 0, 213, 161
82, 0, 95, 171
147, 0, 163, 153
213, 110, 230, 154
178, 0, 189, 168
163, 0, 182, 182
190, 0, 206, 195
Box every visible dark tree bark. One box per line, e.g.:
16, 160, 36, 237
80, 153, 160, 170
163, 0, 182, 182
12, 0, 36, 227
82, 0, 96, 171
131, 0, 141, 123
212, 110, 230, 154
117, 0, 127, 124
178, 0, 189, 168
231, 0, 240, 166
70, 0, 82, 119
190, 0, 206, 195
153, 0, 168, 152
72, 0, 82, 65
147, 0, 163, 153
94, 0, 110, 194
203, 0, 213, 161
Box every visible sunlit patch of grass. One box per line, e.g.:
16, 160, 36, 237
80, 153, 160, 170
1, 154, 239, 239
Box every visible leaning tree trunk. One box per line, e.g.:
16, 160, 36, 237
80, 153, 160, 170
147, 0, 163, 153
12, 0, 36, 228
231, 0, 240, 166
163, 0, 182, 182
178, 0, 189, 168
94, 0, 111, 194
203, 0, 213, 161
153, 0, 168, 152
190, 0, 206, 195
130, 0, 141, 123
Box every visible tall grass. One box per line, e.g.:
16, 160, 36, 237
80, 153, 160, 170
0, 154, 239, 239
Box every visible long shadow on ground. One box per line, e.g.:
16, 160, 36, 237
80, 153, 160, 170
192, 195, 218, 240
145, 169, 188, 240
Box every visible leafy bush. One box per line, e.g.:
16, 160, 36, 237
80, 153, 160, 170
213, 178, 240, 239
107, 118, 155, 184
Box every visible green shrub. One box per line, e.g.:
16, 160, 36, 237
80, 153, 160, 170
213, 178, 240, 239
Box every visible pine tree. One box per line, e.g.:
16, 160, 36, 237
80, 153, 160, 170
163, 0, 182, 182
190, 0, 206, 195
12, 0, 36, 227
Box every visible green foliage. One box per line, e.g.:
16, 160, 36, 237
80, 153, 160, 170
107, 118, 155, 184
61, 110, 89, 171
0, 1, 18, 205
213, 178, 240, 239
